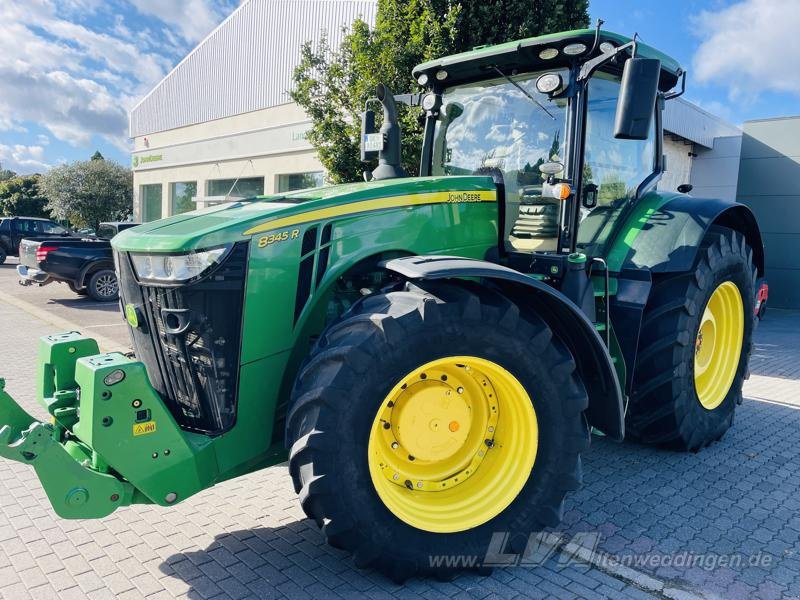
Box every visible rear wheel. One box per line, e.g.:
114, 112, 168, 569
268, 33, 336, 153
0, 247, 6, 264
286, 280, 589, 580
86, 269, 119, 302
627, 226, 756, 450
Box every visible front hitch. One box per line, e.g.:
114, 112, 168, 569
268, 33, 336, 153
0, 378, 133, 518
0, 332, 217, 519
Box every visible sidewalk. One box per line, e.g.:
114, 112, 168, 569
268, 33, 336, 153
1, 297, 799, 599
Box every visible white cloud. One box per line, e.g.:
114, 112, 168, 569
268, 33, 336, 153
0, 143, 52, 172
692, 0, 800, 100
128, 0, 234, 43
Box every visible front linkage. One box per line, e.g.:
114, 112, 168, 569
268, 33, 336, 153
0, 332, 216, 518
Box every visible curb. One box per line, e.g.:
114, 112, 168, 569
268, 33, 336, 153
0, 289, 125, 354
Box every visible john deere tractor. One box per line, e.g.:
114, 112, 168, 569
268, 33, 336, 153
0, 28, 762, 581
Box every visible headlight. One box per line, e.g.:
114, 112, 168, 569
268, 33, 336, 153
131, 246, 230, 284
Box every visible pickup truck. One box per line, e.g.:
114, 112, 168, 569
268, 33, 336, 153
0, 216, 79, 264
17, 222, 139, 301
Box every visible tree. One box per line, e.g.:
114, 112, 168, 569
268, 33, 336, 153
291, 0, 589, 183
39, 160, 133, 229
91, 151, 105, 161
0, 174, 50, 218
0, 166, 15, 182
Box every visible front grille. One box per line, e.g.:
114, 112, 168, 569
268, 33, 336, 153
117, 243, 248, 435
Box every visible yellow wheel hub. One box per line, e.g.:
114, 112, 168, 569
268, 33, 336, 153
367, 356, 538, 533
694, 281, 744, 410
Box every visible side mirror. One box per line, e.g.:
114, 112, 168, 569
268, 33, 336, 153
360, 109, 382, 162
614, 57, 660, 140
582, 183, 598, 209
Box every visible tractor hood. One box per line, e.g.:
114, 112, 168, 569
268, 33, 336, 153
113, 175, 496, 253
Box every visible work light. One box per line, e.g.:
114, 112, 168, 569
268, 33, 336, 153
131, 246, 230, 284
539, 48, 559, 60
563, 43, 587, 56
536, 73, 564, 95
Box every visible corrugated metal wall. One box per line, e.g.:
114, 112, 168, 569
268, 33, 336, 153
663, 98, 739, 149
130, 0, 377, 137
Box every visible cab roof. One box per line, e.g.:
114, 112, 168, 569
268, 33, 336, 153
413, 29, 682, 91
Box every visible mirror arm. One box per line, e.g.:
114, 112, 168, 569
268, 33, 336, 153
577, 40, 636, 81
663, 70, 686, 100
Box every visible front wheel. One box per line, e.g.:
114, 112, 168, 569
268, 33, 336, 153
286, 281, 589, 580
627, 226, 756, 450
86, 269, 119, 302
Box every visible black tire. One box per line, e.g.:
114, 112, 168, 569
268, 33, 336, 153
758, 302, 767, 320
627, 226, 756, 451
86, 269, 119, 302
68, 281, 89, 296
286, 280, 589, 581
0, 247, 6, 265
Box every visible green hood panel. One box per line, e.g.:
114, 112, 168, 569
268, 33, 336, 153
113, 176, 496, 253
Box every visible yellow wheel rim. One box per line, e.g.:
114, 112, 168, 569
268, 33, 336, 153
367, 356, 538, 533
694, 281, 744, 410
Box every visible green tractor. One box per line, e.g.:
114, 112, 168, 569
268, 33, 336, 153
0, 28, 762, 581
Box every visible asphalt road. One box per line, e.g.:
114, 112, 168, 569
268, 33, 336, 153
0, 256, 131, 350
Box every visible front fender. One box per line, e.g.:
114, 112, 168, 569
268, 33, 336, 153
383, 255, 625, 440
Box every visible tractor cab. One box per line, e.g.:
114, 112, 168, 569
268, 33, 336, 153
364, 28, 682, 287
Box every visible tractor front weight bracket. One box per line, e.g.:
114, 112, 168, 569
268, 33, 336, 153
0, 332, 215, 519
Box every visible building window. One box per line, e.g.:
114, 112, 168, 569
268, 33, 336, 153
276, 172, 324, 193
206, 177, 264, 199
170, 181, 197, 215
141, 184, 163, 222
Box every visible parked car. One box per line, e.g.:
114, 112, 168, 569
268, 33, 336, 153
0, 216, 78, 264
16, 221, 139, 301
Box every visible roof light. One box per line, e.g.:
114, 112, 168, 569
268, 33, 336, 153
435, 70, 448, 81
417, 73, 429, 86
599, 41, 616, 54
536, 73, 564, 95
563, 43, 587, 56
539, 47, 559, 60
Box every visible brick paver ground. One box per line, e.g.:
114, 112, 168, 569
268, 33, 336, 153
1, 293, 799, 599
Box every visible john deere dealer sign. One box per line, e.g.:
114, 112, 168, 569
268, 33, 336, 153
131, 121, 312, 171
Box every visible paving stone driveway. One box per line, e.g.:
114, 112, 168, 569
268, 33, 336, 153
0, 295, 798, 600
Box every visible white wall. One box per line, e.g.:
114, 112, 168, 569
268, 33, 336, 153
658, 137, 693, 194
132, 102, 323, 221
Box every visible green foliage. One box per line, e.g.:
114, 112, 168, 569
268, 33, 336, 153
39, 160, 133, 229
0, 174, 50, 218
291, 0, 589, 183
91, 151, 105, 161
0, 168, 16, 182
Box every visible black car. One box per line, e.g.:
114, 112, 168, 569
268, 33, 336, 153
0, 216, 78, 264
17, 221, 139, 301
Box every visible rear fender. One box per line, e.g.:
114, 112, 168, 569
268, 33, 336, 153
383, 255, 625, 440
607, 193, 764, 275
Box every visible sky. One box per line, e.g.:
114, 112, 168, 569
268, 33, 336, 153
1, 0, 799, 175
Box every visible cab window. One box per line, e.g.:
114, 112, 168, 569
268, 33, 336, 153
577, 73, 657, 256
41, 221, 68, 235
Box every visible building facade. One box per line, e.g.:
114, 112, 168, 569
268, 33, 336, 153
130, 0, 743, 235
129, 0, 377, 220
736, 117, 800, 309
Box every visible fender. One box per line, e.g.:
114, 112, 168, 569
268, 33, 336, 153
77, 259, 114, 288
605, 193, 765, 275
383, 255, 625, 441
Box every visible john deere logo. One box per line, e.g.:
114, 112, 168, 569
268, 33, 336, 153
132, 156, 139, 167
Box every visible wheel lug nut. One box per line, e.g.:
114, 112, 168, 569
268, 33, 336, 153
457, 387, 464, 394
391, 441, 399, 449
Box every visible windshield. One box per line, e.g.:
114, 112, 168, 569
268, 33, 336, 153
432, 70, 569, 193
431, 71, 570, 251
